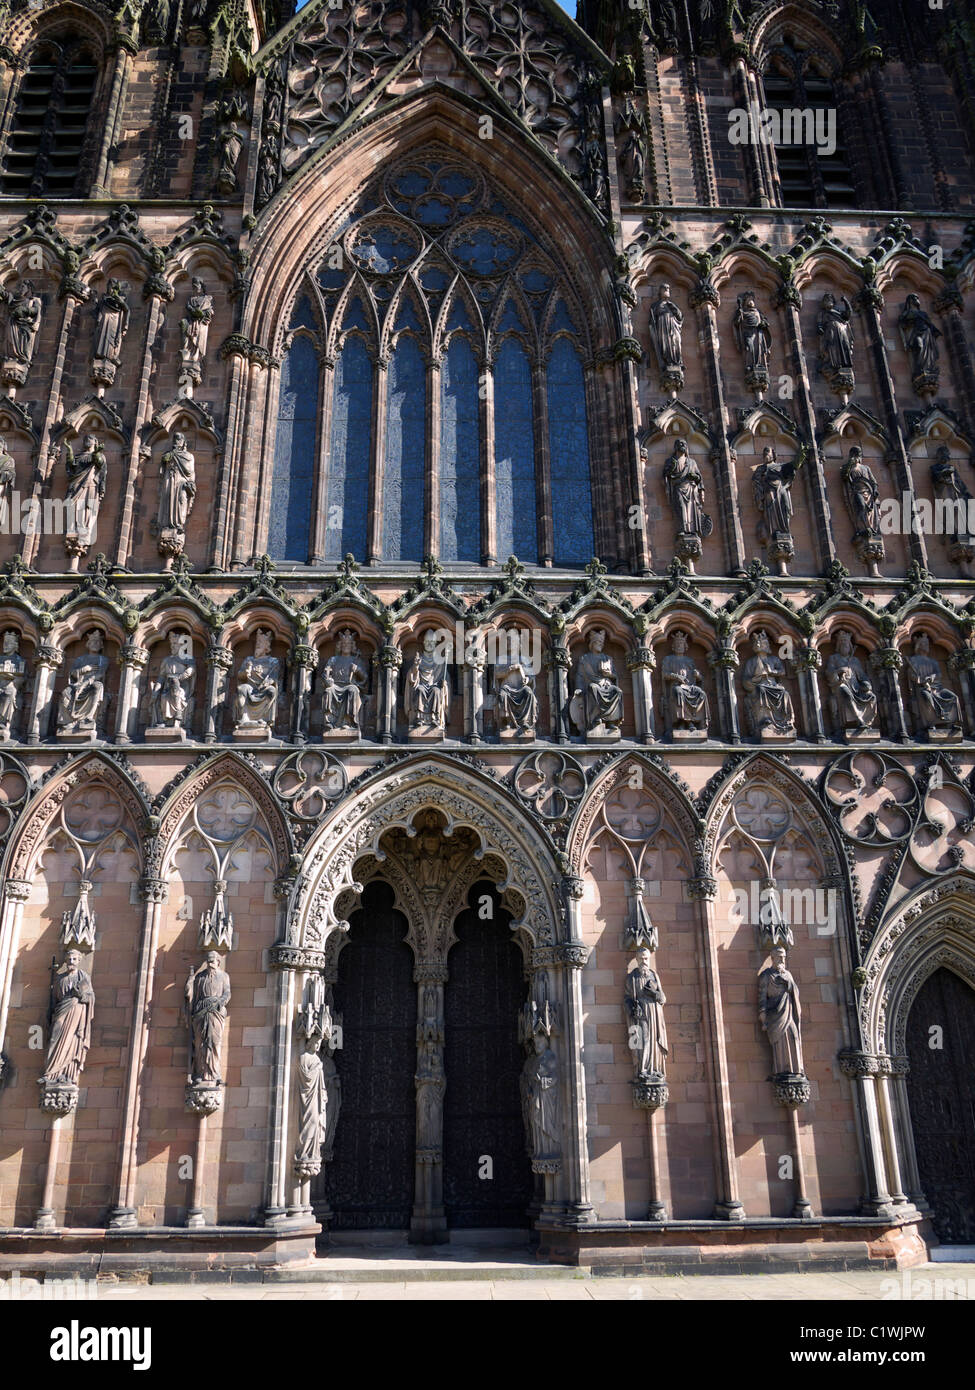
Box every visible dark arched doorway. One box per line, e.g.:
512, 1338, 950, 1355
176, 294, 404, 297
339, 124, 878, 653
906, 966, 975, 1244
321, 880, 417, 1230
443, 881, 533, 1228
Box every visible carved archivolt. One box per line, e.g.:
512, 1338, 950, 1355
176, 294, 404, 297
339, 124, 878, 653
291, 758, 560, 950
860, 874, 975, 1055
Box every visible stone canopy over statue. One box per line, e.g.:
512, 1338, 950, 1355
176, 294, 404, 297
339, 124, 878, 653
662, 439, 712, 570
742, 628, 796, 740
625, 948, 669, 1080
57, 630, 110, 740
147, 631, 196, 740
570, 629, 623, 742
321, 629, 368, 737
232, 629, 280, 739
825, 629, 879, 741
758, 947, 805, 1078
907, 633, 963, 741
661, 629, 709, 739
0, 630, 27, 741
405, 629, 450, 739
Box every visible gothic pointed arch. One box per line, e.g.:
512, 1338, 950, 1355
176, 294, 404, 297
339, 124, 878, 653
154, 751, 294, 876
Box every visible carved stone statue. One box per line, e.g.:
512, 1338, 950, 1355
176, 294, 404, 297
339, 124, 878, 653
57, 630, 109, 738
742, 628, 796, 740
321, 629, 367, 737
647, 282, 684, 392
907, 633, 963, 740
817, 291, 855, 394
733, 290, 772, 393
931, 446, 975, 569
294, 1035, 329, 1177
0, 436, 14, 530
753, 443, 803, 573
899, 293, 941, 397
148, 631, 196, 738
321, 1052, 340, 1162
841, 445, 884, 576
157, 432, 196, 563
758, 947, 805, 1077
178, 279, 214, 394
1, 279, 42, 385
0, 630, 27, 740
232, 629, 280, 737
625, 948, 668, 1080
41, 949, 94, 1088
662, 439, 712, 569
405, 629, 450, 737
661, 629, 709, 739
494, 653, 537, 740
617, 98, 647, 201
63, 433, 107, 570
185, 951, 231, 1086
415, 1037, 446, 1152
825, 629, 878, 740
520, 1032, 560, 1166
570, 629, 623, 741
91, 280, 131, 388
216, 92, 247, 194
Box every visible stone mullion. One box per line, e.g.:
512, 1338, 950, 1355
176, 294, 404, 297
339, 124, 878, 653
410, 964, 447, 1244
92, 46, 132, 197
368, 359, 387, 563
552, 880, 594, 1224
23, 288, 85, 569
114, 643, 149, 744
0, 878, 32, 1086
246, 359, 280, 563
531, 359, 554, 566
310, 357, 335, 564
425, 359, 441, 561
935, 292, 975, 440
693, 290, 745, 573
27, 644, 62, 744
857, 291, 927, 568
480, 356, 497, 565
838, 1050, 896, 1217
779, 292, 835, 571
739, 63, 774, 207
616, 353, 650, 573
108, 870, 167, 1228
212, 344, 249, 568
116, 292, 169, 567
690, 876, 745, 1218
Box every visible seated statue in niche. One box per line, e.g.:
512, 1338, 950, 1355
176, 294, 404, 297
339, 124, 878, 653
661, 629, 708, 740
0, 630, 27, 741
931, 447, 975, 571
907, 633, 963, 741
57, 630, 110, 740
147, 631, 196, 741
321, 629, 368, 738
825, 629, 879, 741
232, 628, 280, 739
570, 629, 623, 742
405, 629, 450, 739
494, 651, 538, 741
741, 629, 796, 741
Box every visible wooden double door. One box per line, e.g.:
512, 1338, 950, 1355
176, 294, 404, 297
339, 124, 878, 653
320, 880, 534, 1232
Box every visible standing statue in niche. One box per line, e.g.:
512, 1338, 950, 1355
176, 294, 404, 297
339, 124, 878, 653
520, 1032, 561, 1166
405, 629, 450, 737
321, 629, 368, 736
733, 290, 772, 394
148, 631, 196, 735
185, 951, 231, 1086
294, 1033, 329, 1177
178, 279, 214, 395
415, 1038, 446, 1153
662, 438, 712, 569
907, 633, 963, 739
625, 948, 669, 1080
0, 279, 42, 385
0, 630, 27, 740
90, 280, 130, 389
216, 91, 247, 194
817, 291, 855, 395
661, 629, 709, 738
232, 629, 280, 736
57, 630, 109, 737
841, 445, 885, 576
899, 293, 941, 397
40, 949, 94, 1088
0, 436, 14, 531
825, 629, 879, 739
753, 443, 804, 574
63, 433, 107, 570
617, 98, 648, 201
742, 629, 796, 739
647, 282, 684, 393
157, 432, 196, 564
570, 629, 624, 740
931, 447, 975, 569
758, 947, 805, 1078
494, 648, 538, 739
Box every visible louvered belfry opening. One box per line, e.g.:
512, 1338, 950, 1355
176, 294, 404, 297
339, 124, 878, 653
763, 40, 858, 210
1, 37, 98, 197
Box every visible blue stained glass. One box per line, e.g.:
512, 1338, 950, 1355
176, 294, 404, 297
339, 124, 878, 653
494, 339, 537, 563
439, 171, 476, 197
415, 197, 452, 226
353, 226, 418, 273
452, 227, 519, 275
394, 298, 424, 332
420, 267, 450, 293
439, 337, 481, 562
382, 336, 426, 562
326, 336, 372, 562
549, 300, 577, 334
392, 170, 431, 197
520, 269, 553, 295
445, 298, 473, 332
269, 335, 318, 562
342, 296, 370, 331
497, 299, 526, 334
290, 295, 319, 331
546, 339, 593, 567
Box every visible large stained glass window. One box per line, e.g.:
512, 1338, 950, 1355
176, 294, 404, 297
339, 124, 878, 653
383, 333, 426, 564
326, 333, 372, 561
494, 337, 537, 563
269, 331, 317, 561
547, 337, 593, 567
439, 333, 481, 562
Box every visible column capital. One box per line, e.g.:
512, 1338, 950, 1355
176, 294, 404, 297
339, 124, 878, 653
268, 942, 327, 971
2, 878, 32, 903
838, 1047, 880, 1079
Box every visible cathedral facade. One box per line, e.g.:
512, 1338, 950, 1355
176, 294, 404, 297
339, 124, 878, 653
0, 0, 974, 1275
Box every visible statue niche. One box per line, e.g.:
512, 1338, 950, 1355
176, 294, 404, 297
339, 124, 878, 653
660, 629, 709, 741
0, 629, 28, 741
824, 629, 879, 742
741, 629, 796, 742
146, 631, 196, 742
232, 629, 281, 741
404, 628, 451, 741
570, 628, 624, 743
57, 630, 111, 742
906, 633, 963, 742
493, 639, 538, 741
320, 629, 368, 739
